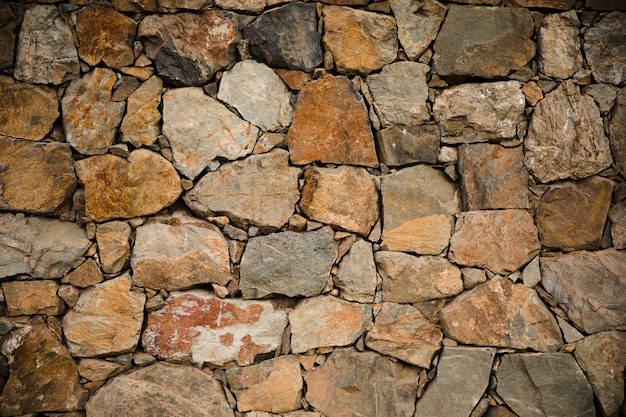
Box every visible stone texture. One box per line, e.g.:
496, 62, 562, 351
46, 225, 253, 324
440, 276, 563, 352
75, 149, 182, 222
120, 75, 162, 147
142, 291, 287, 366
300, 166, 379, 236
586, 0, 626, 9
390, 0, 446, 60
540, 249, 626, 334
376, 125, 440, 166
610, 87, 626, 176
112, 0, 158, 12
62, 275, 145, 357
335, 239, 377, 303
508, 0, 576, 8
448, 210, 541, 275
158, 0, 213, 10
240, 227, 338, 299
287, 75, 378, 167
609, 199, 626, 249
538, 10, 583, 79
2, 280, 63, 316
584, 12, 626, 86
0, 2, 17, 69
61, 259, 103, 288
184, 149, 300, 230
78, 359, 124, 382
0, 137, 76, 214
96, 221, 131, 274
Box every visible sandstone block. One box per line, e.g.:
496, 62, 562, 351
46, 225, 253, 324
2, 280, 63, 316
538, 10, 583, 79
96, 221, 131, 274
61, 259, 103, 288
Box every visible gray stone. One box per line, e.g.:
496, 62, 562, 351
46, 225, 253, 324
376, 125, 440, 166
538, 11, 583, 79
522, 256, 541, 288
390, 0, 446, 60
335, 239, 377, 303
584, 83, 618, 113
556, 316, 583, 343
461, 267, 487, 290
584, 12, 626, 86
609, 199, 626, 249
96, 221, 131, 274
610, 87, 626, 176
120, 75, 163, 148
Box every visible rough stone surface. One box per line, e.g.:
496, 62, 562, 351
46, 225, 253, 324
61, 258, 103, 288
538, 11, 583, 79
96, 221, 131, 274
335, 239, 377, 303
508, 0, 576, 8
120, 75, 162, 147
583, 12, 626, 86
610, 87, 626, 176
376, 125, 440, 166
2, 280, 63, 316
0, 2, 17, 69
78, 359, 124, 382
609, 199, 626, 249
390, 0, 446, 60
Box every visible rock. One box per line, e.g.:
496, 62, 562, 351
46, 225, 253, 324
322, 5, 397, 75
61, 259, 103, 288
214, 0, 267, 13
390, 0, 446, 60
522, 81, 544, 106
0, 317, 87, 416
142, 291, 287, 366
586, 0, 626, 9
217, 60, 293, 131
14, 4, 79, 84
432, 6, 535, 79
96, 221, 131, 274
440, 276, 563, 351
496, 353, 596, 417
508, 0, 576, 7
365, 302, 442, 368
61, 68, 126, 155
376, 125, 440, 166
304, 349, 419, 417
540, 249, 626, 334
85, 362, 234, 417
240, 227, 338, 299
0, 137, 76, 214
300, 166, 379, 236
458, 143, 529, 210
112, 0, 158, 12
243, 2, 323, 71
609, 199, 626, 249
335, 239, 377, 303
162, 87, 258, 180
433, 81, 526, 144
158, 0, 213, 10
535, 176, 614, 251
0, 76, 59, 140
448, 210, 541, 275
120, 75, 162, 147
376, 251, 463, 303
287, 75, 378, 167
584, 83, 618, 113
522, 256, 541, 288
538, 11, 583, 79
2, 280, 63, 316
75, 149, 182, 222
131, 218, 230, 291
584, 12, 626, 86
413, 347, 495, 417
138, 11, 238, 86
275, 69, 310, 90
78, 359, 124, 382
62, 274, 145, 357
58, 284, 80, 308
610, 87, 626, 176
0, 2, 17, 69
461, 267, 487, 289
226, 355, 303, 413
556, 316, 584, 343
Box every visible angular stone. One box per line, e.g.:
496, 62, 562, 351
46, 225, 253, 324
556, 316, 584, 344
508, 0, 576, 8
376, 251, 463, 303
14, 4, 79, 84
85, 362, 234, 417
449, 210, 541, 275
240, 227, 338, 299
433, 81, 526, 144
218, 60, 293, 131
609, 199, 626, 249
335, 239, 377, 303
390, 0, 446, 60
300, 166, 379, 236
226, 355, 303, 413
63, 275, 145, 357
414, 347, 495, 417
610, 87, 626, 176
535, 176, 614, 251
461, 267, 487, 289
244, 2, 323, 71
522, 256, 541, 288
538, 11, 583, 79
540, 249, 626, 334
75, 149, 182, 222
120, 75, 162, 147
0, 2, 17, 69
586, 0, 626, 9
584, 12, 626, 86
584, 83, 618, 113
158, 0, 213, 10
2, 280, 63, 316
276, 69, 310, 91
214, 0, 267, 13
433, 6, 535, 79
304, 349, 419, 417
0, 137, 76, 214
96, 221, 131, 274
112, 0, 158, 12
440, 277, 563, 351
61, 259, 103, 288
163, 87, 258, 180
496, 353, 596, 417
376, 125, 440, 166
142, 291, 287, 366
184, 150, 300, 230
78, 359, 124, 382
288, 75, 378, 167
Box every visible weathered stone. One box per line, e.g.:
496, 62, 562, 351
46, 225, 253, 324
586, 0, 626, 9
214, 0, 267, 13
390, 0, 446, 60
112, 0, 158, 12
163, 87, 258, 180
226, 355, 303, 413
538, 11, 583, 79
433, 81, 526, 144
376, 251, 463, 303
541, 249, 626, 334
62, 68, 126, 155
584, 83, 618, 113
240, 227, 337, 299
522, 81, 544, 106
61, 259, 103, 288
304, 349, 419, 417
440, 276, 563, 351
158, 0, 213, 10
413, 347, 495, 417
275, 69, 310, 90
2, 280, 63, 316
584, 12, 626, 86
58, 284, 80, 308
14, 4, 79, 84
244, 2, 323, 71
522, 256, 541, 288
184, 149, 300, 230
0, 137, 76, 214
556, 316, 584, 343
508, 0, 576, 8
461, 267, 487, 289
449, 210, 541, 275
142, 291, 287, 366
609, 199, 626, 249
610, 87, 626, 176
120, 75, 162, 147
85, 362, 234, 417
376, 125, 440, 166
78, 359, 124, 382
96, 221, 131, 274
63, 275, 145, 357
218, 60, 293, 131
0, 2, 17, 69
535, 176, 614, 251
300, 166, 379, 236
75, 149, 182, 222
496, 353, 596, 417
335, 239, 377, 303
288, 75, 378, 167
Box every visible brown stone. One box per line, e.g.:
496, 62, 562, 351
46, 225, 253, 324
58, 284, 80, 308
610, 87, 626, 176
78, 359, 124, 382
275, 69, 310, 90
96, 220, 131, 274
61, 258, 103, 288
376, 125, 440, 167
508, 0, 576, 8
522, 81, 544, 106
2, 280, 63, 316
0, 2, 18, 69
111, 0, 158, 12
609, 199, 626, 249
538, 11, 583, 80
120, 75, 163, 147
586, 0, 626, 9
584, 12, 626, 86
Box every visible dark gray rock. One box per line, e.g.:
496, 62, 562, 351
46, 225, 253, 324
376, 125, 440, 166
584, 12, 626, 86
0, 1, 18, 69
610, 87, 626, 176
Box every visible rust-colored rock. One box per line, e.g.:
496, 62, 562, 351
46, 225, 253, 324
120, 75, 163, 147
61, 258, 103, 288
2, 280, 63, 316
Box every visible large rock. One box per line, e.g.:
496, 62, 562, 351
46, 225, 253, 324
142, 291, 288, 366
96, 221, 131, 274
335, 239, 377, 303
610, 87, 626, 176
584, 12, 626, 86
0, 2, 17, 69
390, 0, 446, 60
540, 249, 626, 334
2, 280, 63, 316
375, 125, 440, 166
538, 11, 583, 79
240, 227, 338, 299
120, 75, 163, 147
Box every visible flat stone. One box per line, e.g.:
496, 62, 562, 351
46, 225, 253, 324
556, 316, 584, 343
0, 2, 17, 69
111, 0, 158, 12
275, 69, 310, 90
584, 12, 626, 86
609, 199, 626, 249
440, 277, 563, 351
158, 0, 213, 10
75, 149, 182, 222
335, 239, 377, 303
508, 0, 576, 7
288, 75, 378, 167
522, 256, 541, 288
61, 259, 103, 288
142, 291, 287, 366
586, 0, 626, 9
96, 221, 131, 274
120, 75, 162, 147
390, 0, 446, 60
2, 280, 63, 316
240, 227, 338, 299
610, 87, 626, 176
78, 359, 124, 382
538, 10, 583, 79
214, 0, 267, 13
376, 125, 440, 166
461, 267, 487, 289
584, 83, 618, 113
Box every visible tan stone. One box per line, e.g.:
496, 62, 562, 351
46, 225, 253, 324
609, 199, 626, 249
61, 258, 103, 288
275, 69, 310, 90
2, 280, 63, 316
522, 81, 543, 106
120, 75, 162, 147
78, 359, 125, 382
538, 11, 583, 79
111, 0, 158, 12
96, 221, 131, 274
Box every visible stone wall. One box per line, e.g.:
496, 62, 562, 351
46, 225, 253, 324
0, 0, 625, 416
